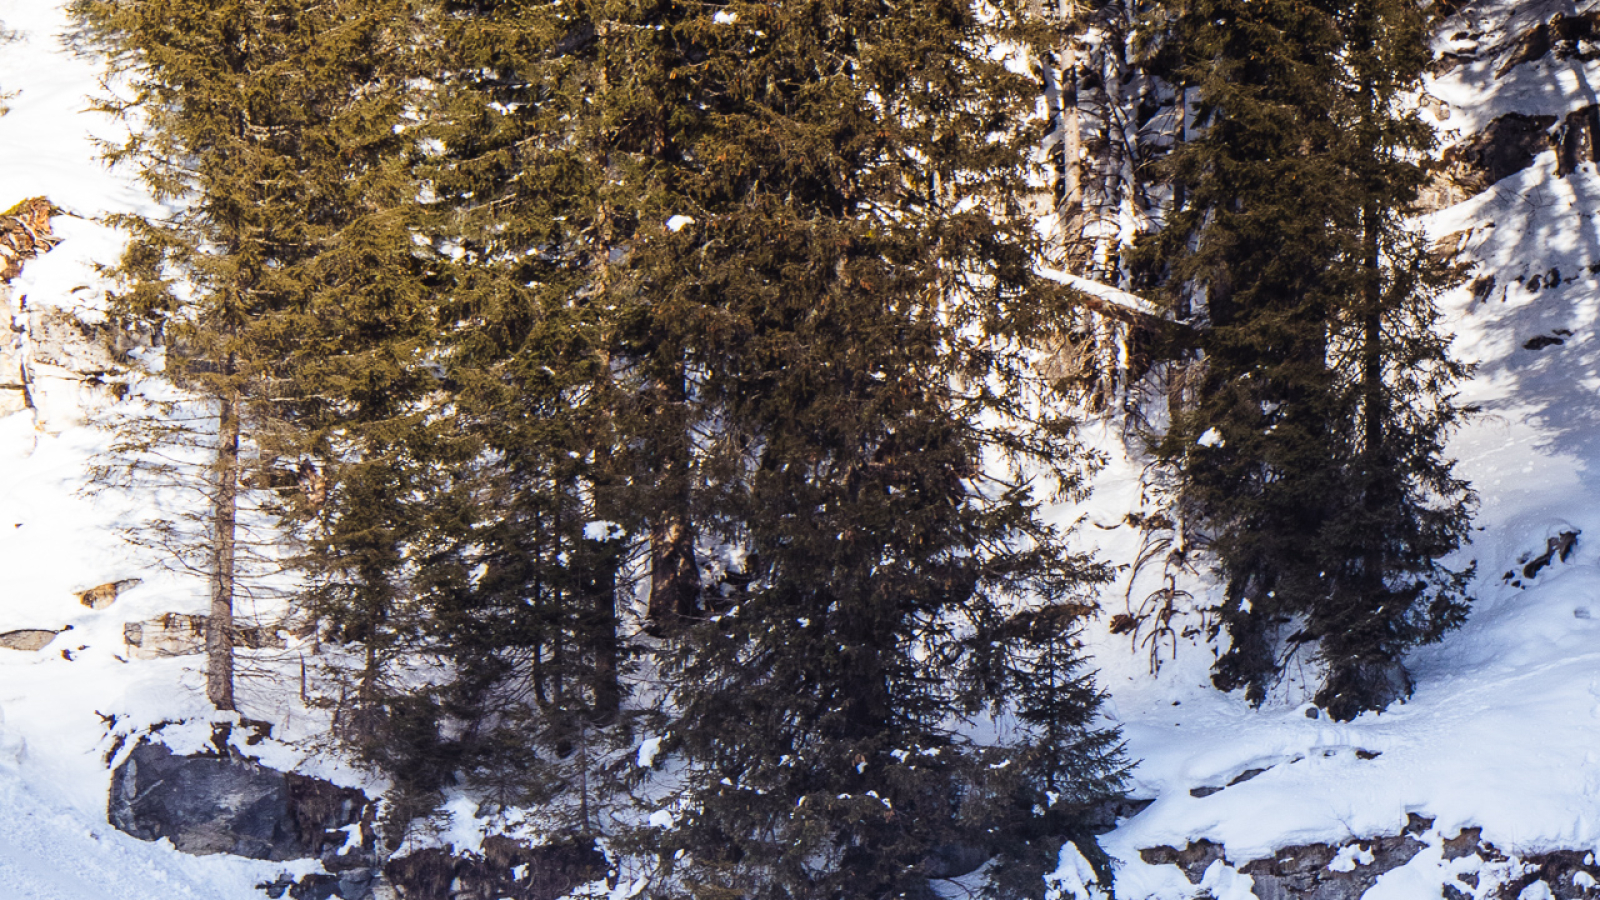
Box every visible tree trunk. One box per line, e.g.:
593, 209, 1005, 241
647, 365, 699, 630
208, 384, 240, 712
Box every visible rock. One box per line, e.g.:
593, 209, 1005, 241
1524, 530, 1581, 579
24, 306, 121, 433
109, 740, 376, 872
383, 837, 606, 900
1495, 12, 1600, 77
123, 613, 286, 660
1556, 106, 1600, 177
1440, 113, 1559, 195
0, 198, 57, 283
0, 628, 61, 651
1141, 839, 1226, 885
1142, 826, 1426, 900
78, 578, 141, 610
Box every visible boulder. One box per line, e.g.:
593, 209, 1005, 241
384, 837, 606, 900
1439, 112, 1557, 192
0, 628, 60, 651
109, 740, 376, 870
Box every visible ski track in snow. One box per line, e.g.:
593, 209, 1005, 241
1, 0, 1599, 897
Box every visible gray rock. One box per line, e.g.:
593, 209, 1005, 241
0, 628, 60, 651
123, 613, 285, 659
108, 739, 375, 873
1441, 113, 1559, 193
384, 837, 606, 900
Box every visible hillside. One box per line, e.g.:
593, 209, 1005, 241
0, 0, 1597, 899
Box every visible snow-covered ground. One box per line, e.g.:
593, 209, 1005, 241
2, 0, 1600, 898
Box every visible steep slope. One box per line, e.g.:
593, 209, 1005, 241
1073, 2, 1600, 898
3, 1, 1600, 899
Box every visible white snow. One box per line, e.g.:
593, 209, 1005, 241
1044, 841, 1107, 900
636, 736, 663, 769
1, 0, 1600, 898
712, 11, 737, 25
1196, 427, 1223, 448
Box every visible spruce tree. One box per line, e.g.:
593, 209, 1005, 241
425, 0, 1125, 892
1140, 0, 1474, 718
360, 0, 647, 832
527, 2, 1127, 897
75, 0, 431, 713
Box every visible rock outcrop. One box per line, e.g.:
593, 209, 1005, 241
108, 740, 376, 882
1440, 113, 1559, 193
0, 628, 61, 651
1139, 815, 1600, 899
383, 837, 607, 900
77, 578, 140, 610
122, 613, 286, 660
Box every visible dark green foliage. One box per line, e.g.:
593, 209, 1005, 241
1139, 0, 1474, 718
82, 0, 1129, 886
74, 0, 439, 711
422, 0, 1127, 895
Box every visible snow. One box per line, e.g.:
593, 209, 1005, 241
1196, 427, 1223, 448
636, 735, 663, 769
1081, 3, 1600, 893
712, 11, 737, 25
1045, 842, 1108, 900
0, 0, 1599, 898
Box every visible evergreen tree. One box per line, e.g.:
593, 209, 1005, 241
531, 2, 1127, 897
1139, 0, 1474, 718
423, 0, 1126, 892
75, 0, 431, 712
352, 0, 647, 834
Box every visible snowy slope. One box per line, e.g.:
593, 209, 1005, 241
0, 3, 317, 897
2, 0, 1600, 899
1073, 2, 1600, 896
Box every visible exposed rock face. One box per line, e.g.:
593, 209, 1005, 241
108, 741, 375, 868
0, 198, 57, 282
1440, 113, 1559, 194
1139, 816, 1600, 899
1495, 11, 1600, 76
77, 578, 140, 610
123, 613, 286, 660
1142, 820, 1428, 899
0, 628, 60, 651
24, 304, 122, 433
384, 837, 607, 900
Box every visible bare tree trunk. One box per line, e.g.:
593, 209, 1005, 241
208, 383, 240, 712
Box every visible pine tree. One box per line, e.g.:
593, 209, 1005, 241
353, 0, 648, 833
507, 2, 1128, 897
1139, 0, 1474, 718
75, 0, 432, 713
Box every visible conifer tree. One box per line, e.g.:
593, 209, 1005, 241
511, 2, 1127, 897
422, 0, 1126, 892
355, 0, 647, 831
75, 0, 431, 712
1140, 0, 1474, 718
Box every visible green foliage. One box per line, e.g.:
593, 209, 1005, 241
82, 0, 1129, 887
1139, 0, 1475, 718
